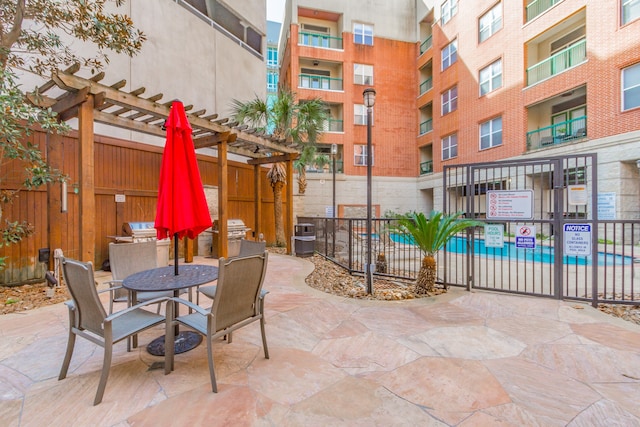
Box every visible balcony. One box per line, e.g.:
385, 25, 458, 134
299, 74, 343, 91
420, 160, 433, 175
419, 77, 433, 95
419, 119, 433, 135
526, 115, 587, 150
526, 0, 563, 23
526, 39, 586, 86
323, 119, 344, 132
420, 35, 432, 55
299, 31, 343, 50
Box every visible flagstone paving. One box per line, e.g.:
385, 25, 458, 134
1, 253, 639, 426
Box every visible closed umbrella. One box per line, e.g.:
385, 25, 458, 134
155, 100, 212, 275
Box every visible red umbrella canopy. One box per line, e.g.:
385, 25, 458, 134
155, 101, 212, 240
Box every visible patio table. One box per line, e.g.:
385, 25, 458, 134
123, 264, 218, 356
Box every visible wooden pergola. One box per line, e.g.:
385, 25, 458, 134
30, 66, 300, 261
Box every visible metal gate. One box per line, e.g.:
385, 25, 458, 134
441, 154, 620, 305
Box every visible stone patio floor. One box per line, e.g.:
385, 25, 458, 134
1, 253, 639, 426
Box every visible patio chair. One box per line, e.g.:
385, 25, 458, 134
108, 241, 179, 313
165, 252, 270, 392
197, 239, 267, 304
58, 257, 169, 405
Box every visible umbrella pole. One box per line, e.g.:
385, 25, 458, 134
174, 232, 179, 275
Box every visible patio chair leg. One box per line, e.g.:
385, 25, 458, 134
58, 327, 76, 380
260, 316, 269, 359
206, 338, 218, 393
94, 343, 113, 405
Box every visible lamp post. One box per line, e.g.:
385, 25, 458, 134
363, 87, 376, 294
331, 143, 338, 258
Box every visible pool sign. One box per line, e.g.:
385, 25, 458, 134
515, 225, 536, 249
484, 224, 504, 248
563, 223, 591, 256
486, 190, 534, 220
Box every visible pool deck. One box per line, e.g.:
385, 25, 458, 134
1, 253, 640, 426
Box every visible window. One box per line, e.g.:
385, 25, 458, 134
354, 23, 374, 45
442, 134, 458, 160
354, 104, 373, 125
479, 59, 502, 95
267, 71, 278, 92
479, 3, 502, 43
267, 47, 278, 67
622, 63, 640, 111
622, 0, 640, 24
480, 117, 502, 149
354, 144, 374, 166
441, 86, 458, 115
441, 39, 457, 70
441, 0, 458, 24
354, 64, 374, 85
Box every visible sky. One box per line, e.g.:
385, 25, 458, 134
266, 0, 286, 22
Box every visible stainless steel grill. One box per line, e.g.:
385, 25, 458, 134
211, 219, 250, 257
119, 221, 157, 242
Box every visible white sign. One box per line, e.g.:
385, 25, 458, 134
567, 185, 588, 206
484, 224, 504, 248
115, 194, 126, 203
325, 206, 334, 218
563, 223, 592, 256
486, 190, 534, 220
597, 193, 616, 220
515, 224, 536, 249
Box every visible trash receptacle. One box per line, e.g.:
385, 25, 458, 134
294, 223, 315, 257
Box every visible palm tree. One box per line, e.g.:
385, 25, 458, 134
398, 211, 482, 295
231, 88, 326, 246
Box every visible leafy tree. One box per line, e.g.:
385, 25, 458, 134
0, 0, 146, 269
397, 211, 482, 295
231, 88, 327, 246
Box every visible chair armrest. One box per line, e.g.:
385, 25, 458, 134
168, 297, 210, 316
104, 296, 170, 321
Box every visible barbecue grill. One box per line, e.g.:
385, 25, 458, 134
210, 219, 251, 258
110, 222, 170, 266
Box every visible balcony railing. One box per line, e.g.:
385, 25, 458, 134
420, 160, 433, 175
299, 31, 343, 50
299, 74, 343, 91
419, 77, 433, 95
323, 119, 344, 132
419, 119, 433, 135
526, 0, 563, 22
526, 39, 586, 86
526, 115, 587, 150
420, 35, 432, 54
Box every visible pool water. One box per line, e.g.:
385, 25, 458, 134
389, 234, 632, 266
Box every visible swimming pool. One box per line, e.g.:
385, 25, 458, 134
389, 234, 633, 266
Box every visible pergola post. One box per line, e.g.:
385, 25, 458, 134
286, 158, 294, 254
78, 95, 95, 262
254, 164, 262, 240
217, 139, 229, 258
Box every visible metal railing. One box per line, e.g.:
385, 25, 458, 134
526, 0, 563, 22
419, 119, 433, 135
526, 115, 587, 150
322, 119, 344, 132
419, 78, 433, 95
299, 74, 343, 91
527, 39, 587, 86
420, 160, 433, 175
420, 35, 432, 54
298, 31, 343, 50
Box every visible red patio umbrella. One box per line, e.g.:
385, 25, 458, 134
155, 101, 212, 275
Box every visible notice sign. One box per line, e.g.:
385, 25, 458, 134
563, 223, 591, 256
484, 224, 504, 248
597, 193, 616, 220
515, 225, 536, 249
567, 185, 588, 206
486, 190, 534, 220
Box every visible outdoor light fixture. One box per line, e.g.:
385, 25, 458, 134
363, 87, 376, 294
61, 181, 68, 213
331, 143, 338, 257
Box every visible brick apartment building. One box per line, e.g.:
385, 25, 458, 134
278, 0, 640, 220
